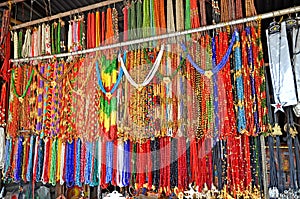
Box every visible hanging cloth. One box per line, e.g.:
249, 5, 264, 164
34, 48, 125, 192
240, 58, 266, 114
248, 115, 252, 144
292, 23, 300, 114
266, 21, 297, 111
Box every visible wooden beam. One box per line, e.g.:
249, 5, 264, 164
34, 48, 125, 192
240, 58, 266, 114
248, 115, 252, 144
10, 17, 22, 25
11, 0, 123, 30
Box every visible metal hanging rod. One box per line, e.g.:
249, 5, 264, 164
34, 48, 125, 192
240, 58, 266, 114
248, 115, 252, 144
11, 0, 123, 30
10, 5, 300, 63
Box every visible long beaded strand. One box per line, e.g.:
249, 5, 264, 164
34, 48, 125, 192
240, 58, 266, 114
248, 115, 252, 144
241, 30, 253, 135
222, 31, 236, 138
246, 27, 260, 135
234, 31, 247, 134
7, 66, 22, 138
255, 21, 269, 133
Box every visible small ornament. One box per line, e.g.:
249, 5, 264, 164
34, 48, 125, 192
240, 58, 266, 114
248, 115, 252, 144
163, 76, 171, 84
272, 123, 282, 136
18, 97, 24, 103
290, 126, 298, 138
178, 192, 184, 199
106, 92, 112, 99
50, 81, 57, 88
77, 89, 84, 96
271, 101, 286, 113
284, 124, 298, 138
137, 84, 144, 92
204, 70, 213, 78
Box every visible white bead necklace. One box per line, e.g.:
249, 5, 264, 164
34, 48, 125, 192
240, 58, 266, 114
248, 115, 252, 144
119, 44, 165, 90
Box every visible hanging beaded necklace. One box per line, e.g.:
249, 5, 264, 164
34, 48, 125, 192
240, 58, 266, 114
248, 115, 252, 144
234, 31, 247, 134
7, 66, 22, 138
215, 32, 225, 138
68, 58, 89, 140
96, 56, 124, 100
181, 31, 237, 79
96, 54, 119, 140
254, 20, 269, 133
75, 138, 82, 186
112, 7, 119, 42
220, 31, 236, 138
166, 0, 175, 33
119, 45, 164, 91
26, 135, 35, 182
205, 36, 214, 138
49, 137, 57, 186
35, 62, 45, 136
11, 66, 34, 104
246, 27, 260, 135
0, 80, 7, 127
21, 136, 29, 181
0, 30, 11, 129
142, 0, 150, 38
241, 30, 253, 135
85, 58, 99, 141
42, 61, 53, 137
153, 0, 166, 35
14, 136, 23, 182
19, 64, 31, 129
95, 11, 100, 47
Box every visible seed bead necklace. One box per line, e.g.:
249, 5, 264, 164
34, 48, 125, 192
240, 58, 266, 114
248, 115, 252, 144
241, 30, 253, 135
7, 66, 22, 137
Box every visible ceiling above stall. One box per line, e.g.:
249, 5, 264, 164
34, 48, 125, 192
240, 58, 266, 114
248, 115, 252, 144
3, 0, 123, 25
1, 0, 299, 26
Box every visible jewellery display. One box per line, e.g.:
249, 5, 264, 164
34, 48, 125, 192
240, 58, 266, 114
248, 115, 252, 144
3, 1, 300, 198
